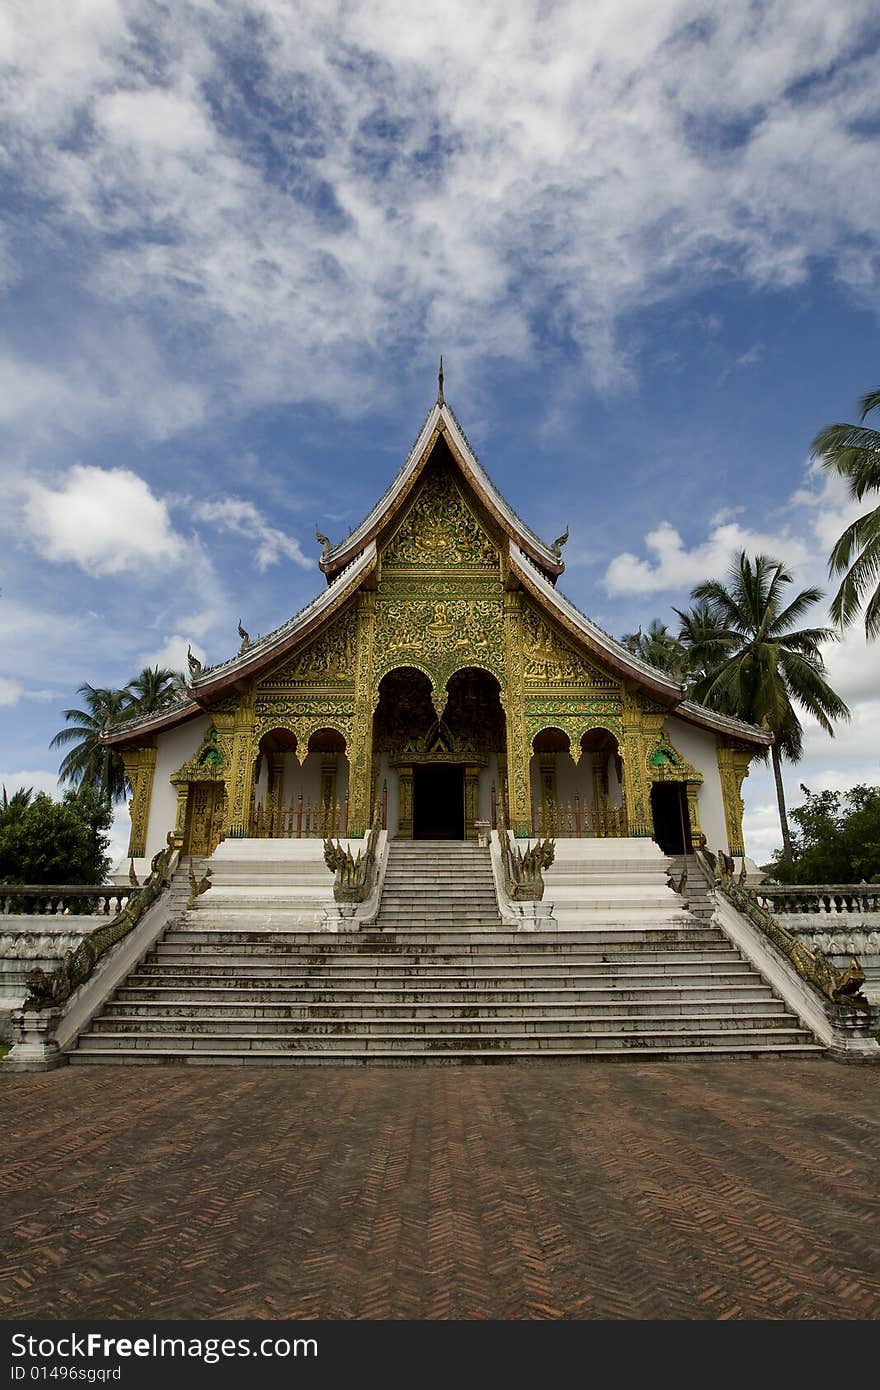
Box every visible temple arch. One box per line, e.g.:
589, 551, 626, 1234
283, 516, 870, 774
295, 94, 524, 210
372, 665, 506, 838
529, 725, 626, 836
250, 726, 349, 837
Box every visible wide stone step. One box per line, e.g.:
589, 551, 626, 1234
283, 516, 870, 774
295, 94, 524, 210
133, 958, 755, 981
161, 926, 725, 946
115, 982, 780, 1005
74, 1026, 818, 1054
67, 1042, 825, 1066
89, 1011, 796, 1037
99, 997, 789, 1023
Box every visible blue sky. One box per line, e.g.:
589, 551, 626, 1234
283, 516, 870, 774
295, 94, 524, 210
1, 0, 879, 863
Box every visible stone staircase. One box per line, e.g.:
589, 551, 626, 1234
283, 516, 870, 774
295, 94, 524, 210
68, 838, 823, 1065
668, 853, 716, 923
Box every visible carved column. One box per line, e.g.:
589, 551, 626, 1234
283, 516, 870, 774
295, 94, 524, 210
591, 752, 608, 813
227, 685, 257, 837
123, 745, 157, 858
267, 752, 285, 834
396, 765, 414, 839
502, 592, 533, 837
464, 765, 481, 840
685, 782, 704, 849
321, 752, 338, 836
538, 752, 557, 836
348, 592, 377, 837
620, 694, 662, 838
717, 741, 752, 857
172, 782, 189, 849
496, 752, 509, 827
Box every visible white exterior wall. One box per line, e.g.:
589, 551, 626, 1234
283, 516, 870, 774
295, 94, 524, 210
664, 715, 728, 855
146, 714, 212, 861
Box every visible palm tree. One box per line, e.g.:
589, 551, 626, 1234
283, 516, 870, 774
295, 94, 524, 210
1, 786, 33, 820
50, 685, 129, 804
675, 599, 730, 693
125, 665, 184, 716
685, 551, 850, 862
621, 620, 686, 676
811, 386, 880, 638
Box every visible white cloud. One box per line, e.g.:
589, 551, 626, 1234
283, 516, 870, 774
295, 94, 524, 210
0, 677, 23, 706
194, 498, 311, 570
0, 768, 60, 799
0, 677, 59, 706
0, 0, 876, 431
24, 465, 185, 576
137, 634, 204, 676
603, 518, 810, 596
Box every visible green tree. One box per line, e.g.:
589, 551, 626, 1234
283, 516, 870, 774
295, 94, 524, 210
0, 785, 113, 884
811, 386, 880, 638
50, 684, 129, 803
769, 784, 880, 884
124, 665, 184, 716
686, 551, 850, 863
621, 619, 686, 676
1, 786, 33, 818
675, 599, 728, 692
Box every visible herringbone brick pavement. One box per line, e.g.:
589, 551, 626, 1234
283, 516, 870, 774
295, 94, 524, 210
1, 1061, 878, 1319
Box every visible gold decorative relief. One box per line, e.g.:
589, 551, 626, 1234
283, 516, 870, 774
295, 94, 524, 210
382, 467, 498, 569
521, 604, 619, 689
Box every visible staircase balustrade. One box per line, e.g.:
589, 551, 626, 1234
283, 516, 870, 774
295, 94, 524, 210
754, 885, 880, 916
703, 849, 871, 1013
1, 886, 139, 916
20, 836, 177, 1010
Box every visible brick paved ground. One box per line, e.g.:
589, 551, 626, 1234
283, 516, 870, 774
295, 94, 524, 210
1, 1061, 878, 1320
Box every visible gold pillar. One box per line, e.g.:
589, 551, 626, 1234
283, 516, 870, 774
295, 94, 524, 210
227, 686, 257, 837
503, 593, 533, 837
321, 752, 338, 835
591, 751, 609, 814
538, 752, 556, 836
717, 741, 752, 857
397, 765, 414, 839
685, 781, 705, 849
348, 592, 376, 836
267, 752, 285, 833
123, 745, 157, 858
464, 765, 481, 840
621, 695, 663, 838
172, 782, 189, 850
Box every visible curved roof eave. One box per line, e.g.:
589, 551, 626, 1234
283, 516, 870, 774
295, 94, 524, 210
509, 545, 684, 699
673, 699, 773, 746
103, 698, 202, 747
320, 401, 565, 581
188, 542, 378, 701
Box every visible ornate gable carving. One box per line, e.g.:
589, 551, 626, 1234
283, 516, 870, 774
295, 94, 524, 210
521, 604, 619, 690
171, 727, 226, 785
260, 607, 358, 688
382, 467, 498, 569
648, 730, 702, 783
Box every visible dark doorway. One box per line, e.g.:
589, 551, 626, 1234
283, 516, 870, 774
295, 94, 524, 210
650, 783, 691, 855
413, 765, 465, 839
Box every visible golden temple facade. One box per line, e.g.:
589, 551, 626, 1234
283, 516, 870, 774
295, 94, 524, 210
108, 394, 769, 864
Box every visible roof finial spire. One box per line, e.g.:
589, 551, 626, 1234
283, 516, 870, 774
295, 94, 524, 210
437, 354, 444, 406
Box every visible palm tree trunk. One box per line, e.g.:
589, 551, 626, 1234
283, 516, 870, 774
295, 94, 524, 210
771, 743, 793, 863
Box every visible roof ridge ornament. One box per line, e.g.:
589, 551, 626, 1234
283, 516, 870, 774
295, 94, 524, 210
437, 355, 444, 406
551, 526, 569, 559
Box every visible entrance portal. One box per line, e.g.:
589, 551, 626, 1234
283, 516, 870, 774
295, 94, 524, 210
650, 782, 691, 855
413, 765, 465, 839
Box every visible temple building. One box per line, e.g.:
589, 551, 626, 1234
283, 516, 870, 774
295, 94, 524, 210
107, 387, 770, 868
